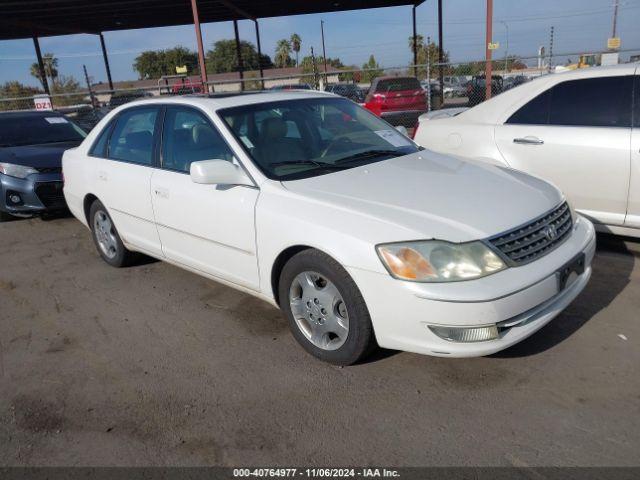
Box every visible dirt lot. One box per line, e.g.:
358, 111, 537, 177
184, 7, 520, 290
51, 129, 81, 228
0, 215, 639, 467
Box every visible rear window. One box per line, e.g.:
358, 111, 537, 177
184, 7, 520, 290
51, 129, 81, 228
0, 114, 86, 147
375, 78, 421, 93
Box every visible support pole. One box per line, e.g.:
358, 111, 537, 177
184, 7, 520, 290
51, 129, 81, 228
437, 0, 444, 106
98, 33, 114, 91
190, 0, 208, 90
83, 64, 97, 107
412, 4, 418, 77
32, 37, 50, 95
233, 20, 244, 91
484, 0, 493, 101
254, 20, 264, 90
321, 20, 328, 81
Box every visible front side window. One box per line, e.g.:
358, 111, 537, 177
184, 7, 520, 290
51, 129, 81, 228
549, 76, 632, 127
108, 107, 158, 165
507, 90, 551, 125
161, 107, 234, 173
220, 97, 419, 180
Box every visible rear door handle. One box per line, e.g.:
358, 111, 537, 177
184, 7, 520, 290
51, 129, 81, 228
513, 136, 544, 145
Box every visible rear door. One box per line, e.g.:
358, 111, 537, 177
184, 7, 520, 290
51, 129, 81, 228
494, 74, 633, 227
90, 106, 163, 257
627, 70, 640, 229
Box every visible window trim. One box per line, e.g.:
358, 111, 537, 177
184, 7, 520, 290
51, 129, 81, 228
87, 117, 115, 158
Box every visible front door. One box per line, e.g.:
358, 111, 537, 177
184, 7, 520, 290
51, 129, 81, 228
495, 74, 633, 227
150, 106, 260, 290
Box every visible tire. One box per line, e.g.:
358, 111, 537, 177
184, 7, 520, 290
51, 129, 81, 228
279, 249, 377, 365
89, 200, 136, 267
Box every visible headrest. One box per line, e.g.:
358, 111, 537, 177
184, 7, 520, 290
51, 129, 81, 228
261, 117, 287, 140
192, 124, 218, 148
125, 131, 152, 150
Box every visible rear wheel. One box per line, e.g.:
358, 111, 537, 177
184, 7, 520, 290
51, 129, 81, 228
279, 249, 376, 365
89, 200, 136, 267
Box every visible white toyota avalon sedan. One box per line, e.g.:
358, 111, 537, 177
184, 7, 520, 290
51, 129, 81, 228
62, 92, 595, 365
414, 63, 640, 238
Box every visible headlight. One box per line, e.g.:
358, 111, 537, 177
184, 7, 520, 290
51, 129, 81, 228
377, 240, 506, 282
0, 162, 38, 179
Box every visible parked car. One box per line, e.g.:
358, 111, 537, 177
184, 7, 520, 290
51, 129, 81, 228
269, 83, 312, 91
364, 76, 427, 128
109, 89, 153, 108
503, 75, 529, 91
325, 83, 365, 103
414, 64, 640, 238
63, 92, 595, 365
0, 111, 86, 221
466, 75, 504, 106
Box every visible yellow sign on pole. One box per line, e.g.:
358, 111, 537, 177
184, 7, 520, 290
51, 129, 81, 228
607, 37, 621, 50
176, 65, 188, 74
488, 42, 500, 50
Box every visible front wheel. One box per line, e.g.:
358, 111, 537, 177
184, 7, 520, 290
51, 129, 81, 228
279, 249, 377, 365
89, 200, 136, 267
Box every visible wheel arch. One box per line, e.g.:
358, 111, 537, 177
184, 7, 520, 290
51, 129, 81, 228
83, 193, 99, 225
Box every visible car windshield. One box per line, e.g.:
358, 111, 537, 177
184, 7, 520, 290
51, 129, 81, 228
220, 97, 419, 180
0, 114, 86, 147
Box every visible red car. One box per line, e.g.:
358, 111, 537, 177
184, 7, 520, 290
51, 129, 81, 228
363, 76, 427, 128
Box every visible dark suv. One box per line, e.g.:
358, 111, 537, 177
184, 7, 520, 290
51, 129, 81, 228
467, 75, 504, 106
0, 111, 86, 221
326, 83, 365, 103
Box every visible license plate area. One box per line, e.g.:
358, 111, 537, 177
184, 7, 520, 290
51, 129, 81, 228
556, 252, 585, 292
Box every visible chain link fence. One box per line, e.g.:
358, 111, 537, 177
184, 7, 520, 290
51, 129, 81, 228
2, 48, 638, 134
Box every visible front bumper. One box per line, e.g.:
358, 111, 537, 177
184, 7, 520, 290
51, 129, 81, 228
348, 216, 596, 357
0, 172, 66, 217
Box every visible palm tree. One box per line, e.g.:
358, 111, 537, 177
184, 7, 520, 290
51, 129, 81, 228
30, 53, 59, 90
275, 39, 292, 68
290, 33, 302, 67
408, 34, 424, 54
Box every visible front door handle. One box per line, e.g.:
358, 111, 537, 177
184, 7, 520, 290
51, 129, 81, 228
154, 187, 169, 199
513, 136, 544, 145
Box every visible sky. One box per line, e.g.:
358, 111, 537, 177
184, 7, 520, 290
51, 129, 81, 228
1, 0, 639, 87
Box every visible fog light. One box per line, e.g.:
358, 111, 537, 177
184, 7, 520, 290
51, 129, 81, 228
428, 324, 499, 343
9, 194, 21, 204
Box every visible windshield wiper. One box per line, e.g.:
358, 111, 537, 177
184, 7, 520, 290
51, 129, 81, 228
270, 160, 345, 170
334, 149, 405, 165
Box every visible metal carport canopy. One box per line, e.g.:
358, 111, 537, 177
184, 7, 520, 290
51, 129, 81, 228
0, 0, 419, 40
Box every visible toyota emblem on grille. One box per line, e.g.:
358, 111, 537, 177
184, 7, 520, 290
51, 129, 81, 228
544, 224, 558, 241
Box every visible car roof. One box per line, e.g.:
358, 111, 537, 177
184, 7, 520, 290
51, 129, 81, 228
113, 90, 337, 112
0, 110, 65, 118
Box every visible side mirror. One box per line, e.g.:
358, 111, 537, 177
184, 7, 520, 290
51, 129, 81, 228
395, 125, 408, 136
190, 159, 253, 186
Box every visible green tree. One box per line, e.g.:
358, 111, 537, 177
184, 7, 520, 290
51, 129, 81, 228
361, 55, 382, 83
0, 81, 42, 111
30, 53, 59, 90
134, 47, 199, 79
408, 37, 449, 78
206, 39, 273, 74
50, 75, 83, 107
290, 33, 302, 66
299, 55, 343, 74
274, 39, 293, 68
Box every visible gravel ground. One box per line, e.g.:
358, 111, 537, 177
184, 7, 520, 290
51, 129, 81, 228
0, 215, 639, 467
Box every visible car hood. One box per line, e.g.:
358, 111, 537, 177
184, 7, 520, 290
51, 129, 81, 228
0, 141, 81, 169
281, 150, 563, 242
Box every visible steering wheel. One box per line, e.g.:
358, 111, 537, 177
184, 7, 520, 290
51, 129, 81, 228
320, 136, 354, 158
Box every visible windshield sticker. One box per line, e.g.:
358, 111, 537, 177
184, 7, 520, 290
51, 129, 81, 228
240, 135, 254, 149
45, 117, 68, 124
374, 130, 411, 147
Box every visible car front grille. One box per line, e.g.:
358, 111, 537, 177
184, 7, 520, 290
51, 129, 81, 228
488, 202, 573, 266
35, 182, 66, 210
36, 166, 62, 174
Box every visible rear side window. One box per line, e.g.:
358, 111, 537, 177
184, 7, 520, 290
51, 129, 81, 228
634, 75, 640, 128
108, 107, 158, 165
549, 76, 632, 127
89, 120, 114, 157
507, 90, 551, 125
375, 78, 421, 92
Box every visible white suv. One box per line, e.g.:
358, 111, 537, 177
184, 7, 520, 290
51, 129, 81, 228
63, 92, 595, 364
415, 64, 640, 238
